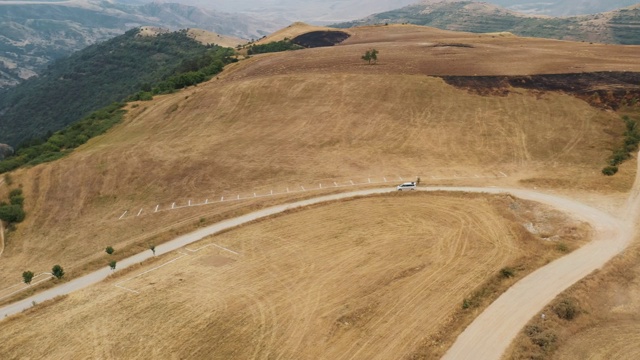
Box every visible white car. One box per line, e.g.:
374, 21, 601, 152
397, 182, 416, 191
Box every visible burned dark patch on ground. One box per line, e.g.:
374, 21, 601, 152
292, 31, 351, 48
439, 72, 640, 110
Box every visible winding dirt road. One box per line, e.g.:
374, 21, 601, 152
0, 186, 634, 360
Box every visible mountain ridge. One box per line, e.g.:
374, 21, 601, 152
0, 0, 274, 89
333, 1, 640, 45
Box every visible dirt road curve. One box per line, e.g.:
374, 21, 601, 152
441, 188, 631, 360
0, 187, 631, 360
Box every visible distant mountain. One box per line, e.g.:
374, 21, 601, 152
487, 0, 640, 17
334, 1, 640, 45
0, 0, 276, 90
158, 0, 420, 24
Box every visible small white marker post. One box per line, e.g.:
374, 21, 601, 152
221, 196, 224, 201
254, 193, 257, 198
499, 171, 508, 178
368, 178, 371, 183
119, 211, 128, 220
399, 176, 403, 181
237, 195, 240, 200
137, 208, 143, 217
188, 200, 191, 206
270, 190, 273, 195
171, 202, 175, 209
334, 182, 338, 187
350, 180, 354, 185
300, 185, 305, 191
154, 205, 159, 212
383, 177, 387, 182
205, 199, 209, 204
286, 187, 289, 193
319, 183, 322, 189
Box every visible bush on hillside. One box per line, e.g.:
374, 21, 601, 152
602, 166, 618, 176
247, 40, 304, 55
0, 204, 26, 223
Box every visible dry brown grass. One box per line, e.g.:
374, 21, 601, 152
0, 193, 588, 359
504, 232, 640, 360
1, 24, 634, 293
186, 29, 245, 48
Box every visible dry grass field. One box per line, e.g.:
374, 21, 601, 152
0, 193, 588, 359
1, 24, 636, 290
0, 24, 639, 357
504, 234, 640, 360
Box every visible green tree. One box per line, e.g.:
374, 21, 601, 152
150, 244, 156, 255
109, 261, 117, 270
361, 49, 379, 65
22, 270, 34, 284
370, 49, 379, 64
51, 265, 65, 279
0, 204, 26, 223
105, 246, 114, 255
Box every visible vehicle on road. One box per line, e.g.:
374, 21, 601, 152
397, 182, 416, 191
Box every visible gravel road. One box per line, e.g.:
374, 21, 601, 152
0, 186, 631, 360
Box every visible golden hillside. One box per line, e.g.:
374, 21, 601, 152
1, 24, 638, 291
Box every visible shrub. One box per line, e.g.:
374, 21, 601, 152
602, 166, 618, 176
105, 246, 114, 255
462, 298, 472, 309
0, 204, 26, 223
531, 330, 557, 351
9, 188, 22, 197
500, 267, 515, 278
553, 298, 578, 320
556, 242, 569, 252
109, 261, 117, 270
51, 265, 65, 279
22, 270, 34, 284
9, 194, 24, 206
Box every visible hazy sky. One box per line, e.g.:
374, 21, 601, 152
153, 0, 640, 22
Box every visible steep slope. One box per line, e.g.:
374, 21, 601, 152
334, 1, 640, 45
0, 28, 234, 147
0, 0, 273, 89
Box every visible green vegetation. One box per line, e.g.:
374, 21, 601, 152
500, 267, 515, 278
0, 29, 237, 174
0, 28, 235, 148
109, 261, 117, 270
0, 188, 26, 224
150, 244, 156, 255
361, 49, 379, 64
105, 246, 115, 255
603, 115, 640, 175
0, 102, 125, 174
51, 265, 65, 280
22, 271, 34, 285
246, 40, 303, 55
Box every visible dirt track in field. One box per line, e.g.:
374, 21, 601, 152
0, 190, 590, 358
